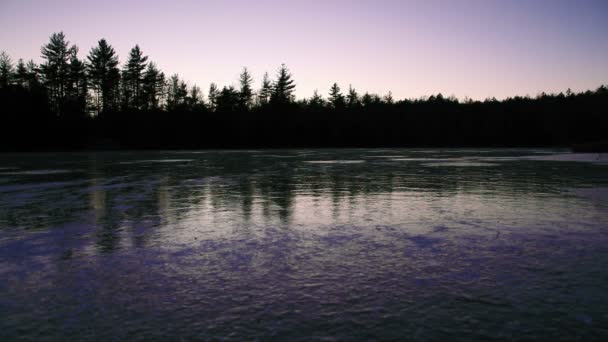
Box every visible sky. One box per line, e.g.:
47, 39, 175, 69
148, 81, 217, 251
1, 0, 607, 100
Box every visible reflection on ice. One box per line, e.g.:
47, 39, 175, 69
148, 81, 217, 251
0, 169, 75, 175
480, 153, 608, 163
391, 158, 462, 162
525, 153, 608, 162
570, 187, 608, 205
423, 162, 499, 167
255, 155, 299, 158
305, 160, 365, 164
365, 155, 407, 159
0, 148, 607, 340
117, 159, 194, 164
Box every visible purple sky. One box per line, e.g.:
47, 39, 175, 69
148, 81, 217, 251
1, 0, 607, 100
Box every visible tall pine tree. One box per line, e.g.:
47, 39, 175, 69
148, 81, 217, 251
122, 45, 148, 110
142, 62, 165, 110
0, 52, 14, 88
87, 39, 120, 115
270, 64, 295, 105
14, 59, 28, 88
208, 83, 219, 112
25, 60, 40, 89
346, 85, 360, 109
328, 83, 345, 109
216, 86, 240, 113
66, 49, 88, 117
166, 74, 188, 111
308, 89, 325, 110
40, 32, 74, 114
257, 72, 272, 106
238, 67, 254, 110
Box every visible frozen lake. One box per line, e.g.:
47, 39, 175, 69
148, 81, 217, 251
1, 149, 607, 340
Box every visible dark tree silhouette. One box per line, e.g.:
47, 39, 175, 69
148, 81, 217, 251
1, 32, 607, 151
308, 90, 326, 110
384, 91, 394, 104
346, 85, 360, 109
257, 72, 272, 106
14, 59, 28, 88
0, 51, 13, 87
122, 45, 148, 110
24, 60, 41, 89
141, 62, 165, 110
361, 92, 381, 107
238, 67, 254, 110
166, 74, 188, 111
216, 86, 240, 113
188, 85, 204, 110
328, 83, 345, 109
270, 64, 296, 105
208, 82, 219, 112
87, 38, 120, 115
66, 49, 88, 117
40, 32, 75, 115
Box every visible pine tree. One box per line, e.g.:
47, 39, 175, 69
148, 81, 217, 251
361, 92, 373, 107
0, 52, 14, 88
142, 62, 165, 110
257, 72, 272, 106
15, 59, 28, 88
238, 67, 254, 110
187, 85, 204, 110
166, 74, 188, 111
87, 38, 120, 115
25, 60, 40, 89
67, 49, 88, 115
122, 45, 148, 110
346, 85, 360, 108
270, 64, 295, 105
40, 32, 74, 113
308, 89, 325, 109
328, 83, 345, 109
384, 91, 394, 104
216, 86, 240, 112
208, 83, 219, 112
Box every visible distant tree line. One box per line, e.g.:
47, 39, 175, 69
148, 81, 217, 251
1, 32, 607, 150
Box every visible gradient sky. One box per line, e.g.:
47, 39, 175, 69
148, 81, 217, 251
1, 0, 607, 100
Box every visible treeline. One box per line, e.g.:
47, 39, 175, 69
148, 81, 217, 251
1, 32, 607, 150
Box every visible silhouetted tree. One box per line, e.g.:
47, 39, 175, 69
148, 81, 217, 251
328, 83, 345, 109
237, 67, 254, 110
87, 38, 120, 115
346, 85, 360, 109
0, 52, 14, 88
361, 92, 373, 107
66, 49, 88, 116
2, 31, 608, 151
208, 82, 219, 112
122, 45, 148, 110
216, 86, 240, 112
186, 85, 205, 111
40, 32, 75, 114
270, 64, 295, 105
141, 62, 165, 110
257, 72, 272, 107
361, 92, 382, 107
25, 60, 41, 89
14, 59, 28, 88
166, 74, 188, 111
384, 91, 394, 104
308, 89, 326, 110
566, 88, 573, 97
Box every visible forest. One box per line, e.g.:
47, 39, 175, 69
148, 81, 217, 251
1, 32, 607, 151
